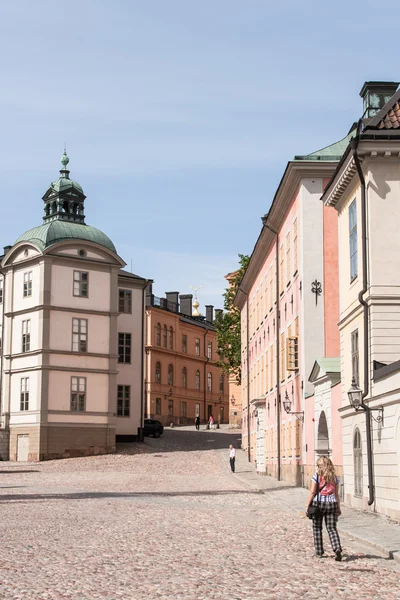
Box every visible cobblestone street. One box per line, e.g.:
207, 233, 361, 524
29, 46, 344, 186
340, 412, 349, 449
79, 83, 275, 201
1, 427, 399, 600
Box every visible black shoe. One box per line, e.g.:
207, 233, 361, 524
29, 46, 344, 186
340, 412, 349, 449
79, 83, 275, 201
335, 550, 342, 562
315, 553, 324, 558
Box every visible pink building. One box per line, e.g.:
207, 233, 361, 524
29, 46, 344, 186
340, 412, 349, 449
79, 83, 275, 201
235, 138, 348, 484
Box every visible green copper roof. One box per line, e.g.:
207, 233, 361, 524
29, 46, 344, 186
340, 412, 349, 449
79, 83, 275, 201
14, 221, 117, 253
294, 130, 356, 161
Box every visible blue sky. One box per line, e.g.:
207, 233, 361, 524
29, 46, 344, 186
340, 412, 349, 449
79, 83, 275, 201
0, 1, 396, 309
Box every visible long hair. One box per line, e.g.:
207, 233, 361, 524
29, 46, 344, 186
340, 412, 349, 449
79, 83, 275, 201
317, 456, 336, 483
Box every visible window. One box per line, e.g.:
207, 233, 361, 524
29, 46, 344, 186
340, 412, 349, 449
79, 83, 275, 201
168, 399, 173, 416
71, 377, 86, 411
286, 232, 291, 284
219, 374, 224, 393
168, 364, 173, 385
155, 361, 161, 383
181, 401, 187, 417
207, 341, 212, 360
280, 332, 285, 381
119, 289, 132, 313
195, 370, 200, 390
72, 318, 88, 352
168, 326, 173, 350
156, 322, 161, 346
182, 367, 187, 388
207, 372, 212, 392
182, 334, 187, 353
155, 397, 161, 415
22, 320, 30, 352
195, 338, 200, 356
118, 333, 131, 363
351, 330, 359, 386
354, 428, 363, 497
23, 271, 32, 298
195, 403, 200, 417
163, 325, 167, 348
293, 218, 298, 273
117, 385, 130, 417
279, 245, 284, 293
73, 271, 89, 297
20, 377, 29, 411
349, 200, 358, 281
0, 278, 3, 304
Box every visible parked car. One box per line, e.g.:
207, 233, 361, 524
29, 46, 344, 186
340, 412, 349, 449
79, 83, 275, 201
144, 419, 164, 438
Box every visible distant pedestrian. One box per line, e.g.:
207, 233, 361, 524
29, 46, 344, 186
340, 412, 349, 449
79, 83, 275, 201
195, 415, 200, 430
229, 445, 236, 473
209, 414, 214, 430
305, 456, 342, 561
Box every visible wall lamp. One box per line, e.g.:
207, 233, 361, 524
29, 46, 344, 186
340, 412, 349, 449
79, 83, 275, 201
283, 391, 304, 422
347, 378, 384, 423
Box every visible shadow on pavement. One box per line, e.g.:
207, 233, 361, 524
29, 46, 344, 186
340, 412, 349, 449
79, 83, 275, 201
0, 489, 260, 503
0, 470, 40, 474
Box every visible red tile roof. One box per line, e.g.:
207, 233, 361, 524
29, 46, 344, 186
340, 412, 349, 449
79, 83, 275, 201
377, 99, 400, 129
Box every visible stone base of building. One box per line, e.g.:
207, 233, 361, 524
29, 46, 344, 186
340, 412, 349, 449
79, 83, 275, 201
265, 462, 303, 485
0, 429, 10, 460
116, 433, 141, 443
9, 425, 116, 462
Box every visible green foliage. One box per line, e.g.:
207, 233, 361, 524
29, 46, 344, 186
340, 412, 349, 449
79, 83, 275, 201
215, 254, 250, 385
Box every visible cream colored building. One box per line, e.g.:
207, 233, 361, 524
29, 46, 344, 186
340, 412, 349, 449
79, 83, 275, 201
322, 81, 400, 519
0, 153, 149, 461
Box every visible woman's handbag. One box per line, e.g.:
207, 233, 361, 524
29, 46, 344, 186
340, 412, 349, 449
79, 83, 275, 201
307, 475, 326, 519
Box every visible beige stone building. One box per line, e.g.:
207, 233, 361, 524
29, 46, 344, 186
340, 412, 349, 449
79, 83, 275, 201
0, 153, 149, 461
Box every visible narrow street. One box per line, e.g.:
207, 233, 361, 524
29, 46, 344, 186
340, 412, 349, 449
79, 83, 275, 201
0, 427, 399, 599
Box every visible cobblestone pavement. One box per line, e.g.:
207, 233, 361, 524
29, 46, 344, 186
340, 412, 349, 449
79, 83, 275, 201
0, 427, 399, 599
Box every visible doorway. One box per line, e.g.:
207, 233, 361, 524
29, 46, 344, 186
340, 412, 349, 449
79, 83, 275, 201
17, 434, 29, 462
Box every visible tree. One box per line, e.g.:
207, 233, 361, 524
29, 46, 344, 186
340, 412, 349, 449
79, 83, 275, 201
215, 254, 250, 385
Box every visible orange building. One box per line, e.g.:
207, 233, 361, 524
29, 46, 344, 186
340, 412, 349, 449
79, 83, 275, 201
145, 287, 229, 425
224, 271, 242, 429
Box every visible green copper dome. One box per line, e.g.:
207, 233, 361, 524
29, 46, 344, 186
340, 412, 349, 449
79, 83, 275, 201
15, 221, 117, 253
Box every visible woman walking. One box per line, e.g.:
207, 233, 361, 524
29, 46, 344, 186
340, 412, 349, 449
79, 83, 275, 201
305, 456, 343, 561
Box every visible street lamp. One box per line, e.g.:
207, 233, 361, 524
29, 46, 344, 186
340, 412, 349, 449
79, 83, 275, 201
347, 378, 384, 423
283, 391, 304, 422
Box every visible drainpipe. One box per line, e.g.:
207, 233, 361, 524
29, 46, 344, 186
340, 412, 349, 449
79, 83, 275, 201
262, 220, 281, 481
203, 328, 209, 423
0, 266, 5, 425
351, 126, 374, 506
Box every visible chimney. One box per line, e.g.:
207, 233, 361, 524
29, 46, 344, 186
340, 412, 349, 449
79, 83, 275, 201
179, 294, 192, 317
205, 305, 214, 323
145, 283, 154, 307
214, 309, 223, 321
360, 81, 399, 119
165, 291, 179, 313
3, 245, 12, 255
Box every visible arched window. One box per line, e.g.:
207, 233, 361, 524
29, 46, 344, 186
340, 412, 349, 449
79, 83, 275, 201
354, 428, 363, 497
195, 370, 200, 390
168, 364, 173, 386
219, 374, 224, 393
163, 325, 167, 348
182, 367, 187, 388
156, 323, 161, 346
207, 372, 212, 392
155, 361, 161, 383
168, 326, 173, 350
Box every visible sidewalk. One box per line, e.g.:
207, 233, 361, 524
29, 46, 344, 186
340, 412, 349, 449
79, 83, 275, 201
219, 446, 400, 563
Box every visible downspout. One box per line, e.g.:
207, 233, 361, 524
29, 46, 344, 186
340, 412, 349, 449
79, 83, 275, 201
0, 267, 5, 424
203, 328, 209, 423
351, 126, 374, 506
237, 287, 251, 461
262, 220, 281, 481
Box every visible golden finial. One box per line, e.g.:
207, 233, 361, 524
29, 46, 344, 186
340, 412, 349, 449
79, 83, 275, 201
189, 285, 202, 316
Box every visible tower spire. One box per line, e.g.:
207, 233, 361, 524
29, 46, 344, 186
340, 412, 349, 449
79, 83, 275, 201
42, 153, 86, 224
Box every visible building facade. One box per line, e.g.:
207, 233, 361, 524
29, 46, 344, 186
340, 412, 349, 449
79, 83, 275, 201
235, 141, 346, 484
145, 288, 229, 426
322, 81, 400, 519
224, 271, 242, 429
0, 153, 149, 461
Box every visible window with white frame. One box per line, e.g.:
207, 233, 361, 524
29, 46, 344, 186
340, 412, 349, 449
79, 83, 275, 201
353, 428, 363, 497
117, 385, 130, 417
71, 377, 86, 411
22, 320, 30, 352
119, 289, 132, 313
118, 333, 131, 363
23, 272, 32, 298
72, 318, 88, 352
351, 329, 359, 386
349, 200, 358, 281
73, 271, 89, 297
207, 372, 212, 392
20, 377, 29, 411
207, 341, 212, 359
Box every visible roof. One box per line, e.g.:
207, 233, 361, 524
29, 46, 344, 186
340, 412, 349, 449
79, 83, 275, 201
14, 221, 117, 253
309, 358, 341, 384
294, 131, 356, 162
119, 269, 149, 282
365, 88, 400, 130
